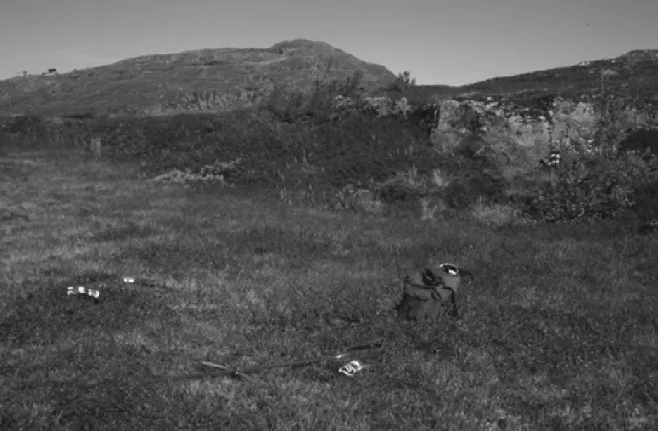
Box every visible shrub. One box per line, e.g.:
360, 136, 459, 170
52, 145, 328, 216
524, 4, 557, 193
469, 198, 521, 227
263, 85, 310, 123
520, 151, 658, 222
333, 184, 383, 213
374, 166, 443, 203
387, 71, 416, 93
263, 69, 367, 123
617, 127, 658, 158
435, 152, 507, 210
151, 159, 241, 186
632, 178, 658, 221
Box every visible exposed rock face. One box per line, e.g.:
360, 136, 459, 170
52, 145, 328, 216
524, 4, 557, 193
428, 97, 587, 153
334, 94, 657, 164
426, 96, 657, 160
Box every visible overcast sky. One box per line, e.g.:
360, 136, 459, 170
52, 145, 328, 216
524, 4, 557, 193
1, 0, 656, 85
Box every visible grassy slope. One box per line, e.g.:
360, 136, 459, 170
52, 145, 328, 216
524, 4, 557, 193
0, 39, 396, 117
2, 44, 657, 117
419, 50, 658, 103
1, 144, 657, 429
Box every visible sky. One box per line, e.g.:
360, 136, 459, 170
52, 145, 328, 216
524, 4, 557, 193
1, 0, 657, 86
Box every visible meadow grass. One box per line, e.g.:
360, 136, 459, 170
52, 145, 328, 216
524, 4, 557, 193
1, 145, 657, 430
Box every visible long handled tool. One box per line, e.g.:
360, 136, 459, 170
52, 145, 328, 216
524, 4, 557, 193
174, 342, 383, 382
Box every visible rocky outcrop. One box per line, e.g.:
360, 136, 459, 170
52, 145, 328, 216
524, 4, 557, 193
428, 97, 587, 153
332, 93, 656, 163
144, 89, 267, 116
425, 95, 657, 161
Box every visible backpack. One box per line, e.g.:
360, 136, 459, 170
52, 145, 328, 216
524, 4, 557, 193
394, 264, 472, 321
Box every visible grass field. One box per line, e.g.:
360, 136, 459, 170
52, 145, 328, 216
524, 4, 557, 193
1, 144, 657, 430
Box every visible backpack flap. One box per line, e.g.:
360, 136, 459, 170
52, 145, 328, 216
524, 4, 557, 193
396, 272, 457, 321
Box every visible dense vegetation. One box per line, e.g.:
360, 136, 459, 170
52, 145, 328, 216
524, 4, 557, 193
4, 67, 658, 225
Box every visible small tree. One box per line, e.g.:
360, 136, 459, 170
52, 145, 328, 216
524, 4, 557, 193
593, 69, 623, 156
388, 71, 416, 92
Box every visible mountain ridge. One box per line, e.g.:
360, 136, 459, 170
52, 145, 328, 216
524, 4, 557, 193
0, 40, 656, 117
419, 48, 658, 103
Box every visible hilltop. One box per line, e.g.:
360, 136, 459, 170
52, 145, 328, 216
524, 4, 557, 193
0, 39, 396, 117
0, 40, 657, 117
421, 49, 658, 103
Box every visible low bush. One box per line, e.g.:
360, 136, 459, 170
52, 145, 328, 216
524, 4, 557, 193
632, 178, 658, 221
469, 198, 522, 227
518, 151, 658, 222
617, 127, 658, 158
